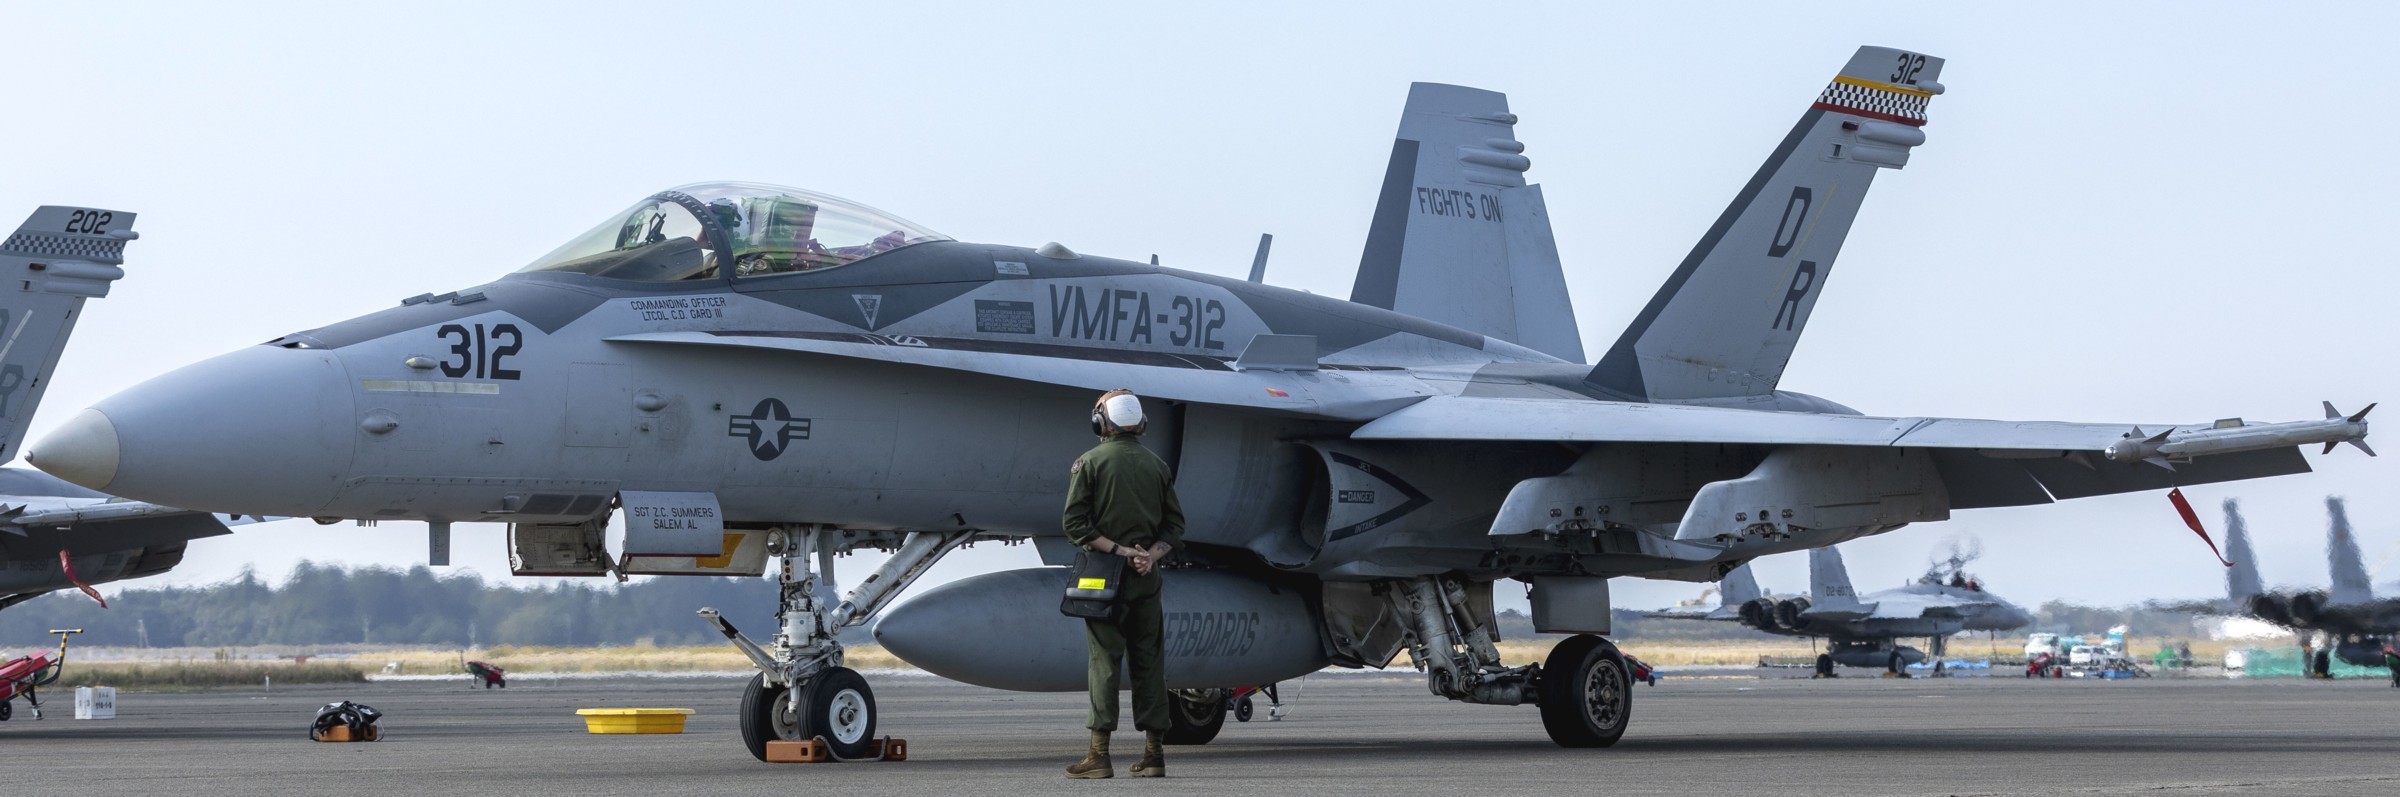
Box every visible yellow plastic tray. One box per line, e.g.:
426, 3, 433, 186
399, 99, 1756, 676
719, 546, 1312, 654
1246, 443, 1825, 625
575, 708, 695, 734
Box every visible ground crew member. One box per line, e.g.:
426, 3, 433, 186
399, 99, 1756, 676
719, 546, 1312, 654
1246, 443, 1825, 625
1061, 389, 1185, 779
2384, 642, 2399, 688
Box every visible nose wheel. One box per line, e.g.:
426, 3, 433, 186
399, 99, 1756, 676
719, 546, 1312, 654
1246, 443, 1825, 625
740, 668, 879, 762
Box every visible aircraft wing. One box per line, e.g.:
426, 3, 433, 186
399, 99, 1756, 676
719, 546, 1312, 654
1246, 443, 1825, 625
1801, 602, 1877, 622
606, 331, 1434, 421
1352, 396, 2355, 507
1642, 604, 1729, 621
1, 500, 236, 540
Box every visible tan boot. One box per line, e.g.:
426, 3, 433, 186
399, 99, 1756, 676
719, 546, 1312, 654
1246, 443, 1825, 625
1066, 732, 1113, 779
1129, 730, 1165, 778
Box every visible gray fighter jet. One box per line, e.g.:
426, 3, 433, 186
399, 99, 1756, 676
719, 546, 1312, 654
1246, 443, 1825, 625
1643, 563, 1779, 622
0, 207, 235, 614
1665, 545, 2032, 675
25, 46, 2374, 756
2225, 498, 2399, 673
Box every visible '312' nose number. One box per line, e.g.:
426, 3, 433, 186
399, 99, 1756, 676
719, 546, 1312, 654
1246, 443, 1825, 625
436, 323, 524, 380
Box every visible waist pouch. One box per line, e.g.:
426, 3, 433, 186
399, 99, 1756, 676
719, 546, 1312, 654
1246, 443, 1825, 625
1060, 551, 1127, 622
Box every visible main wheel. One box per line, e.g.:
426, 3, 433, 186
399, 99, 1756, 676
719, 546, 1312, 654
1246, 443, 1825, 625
1538, 634, 1631, 748
3, 700, 15, 721
2313, 650, 2333, 678
1234, 695, 1255, 722
1887, 651, 1903, 674
1163, 690, 1226, 745
1815, 653, 1834, 677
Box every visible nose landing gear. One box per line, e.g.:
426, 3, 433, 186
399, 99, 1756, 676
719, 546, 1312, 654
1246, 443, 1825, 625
702, 526, 972, 762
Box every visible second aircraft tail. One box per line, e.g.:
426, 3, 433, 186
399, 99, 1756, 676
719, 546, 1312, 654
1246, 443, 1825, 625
2326, 496, 2375, 605
1808, 545, 1861, 607
2222, 498, 2265, 608
0, 206, 135, 462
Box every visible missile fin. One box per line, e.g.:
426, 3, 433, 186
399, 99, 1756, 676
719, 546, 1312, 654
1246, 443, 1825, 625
2350, 439, 2377, 457
2144, 456, 2176, 471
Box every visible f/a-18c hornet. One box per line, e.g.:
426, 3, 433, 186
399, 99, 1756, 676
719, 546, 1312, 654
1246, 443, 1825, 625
1654, 543, 2030, 676
2211, 497, 2400, 675
25, 46, 2374, 757
0, 207, 244, 616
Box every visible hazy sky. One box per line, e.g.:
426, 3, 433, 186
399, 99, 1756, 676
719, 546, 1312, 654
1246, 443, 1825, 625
5, 2, 2394, 614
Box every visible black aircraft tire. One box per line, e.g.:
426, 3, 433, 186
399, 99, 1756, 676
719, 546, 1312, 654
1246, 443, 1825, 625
1888, 651, 1903, 674
1815, 654, 1834, 677
1164, 691, 1226, 745
1234, 696, 1254, 722
738, 673, 796, 762
806, 668, 879, 760
1538, 634, 1632, 748
1, 700, 11, 721
2314, 650, 2333, 678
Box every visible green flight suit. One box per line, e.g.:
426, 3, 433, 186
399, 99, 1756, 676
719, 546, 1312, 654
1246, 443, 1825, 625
1063, 434, 1186, 733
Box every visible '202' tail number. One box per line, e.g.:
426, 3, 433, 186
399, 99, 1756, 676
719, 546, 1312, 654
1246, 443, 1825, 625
437, 323, 524, 380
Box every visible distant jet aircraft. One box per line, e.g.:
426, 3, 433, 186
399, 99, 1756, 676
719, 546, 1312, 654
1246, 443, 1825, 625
0, 207, 235, 614
1644, 561, 1784, 622
26, 46, 2371, 758
1654, 544, 2031, 675
2224, 498, 2399, 674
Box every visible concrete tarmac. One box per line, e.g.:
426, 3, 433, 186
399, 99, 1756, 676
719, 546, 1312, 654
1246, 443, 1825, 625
4, 671, 2398, 796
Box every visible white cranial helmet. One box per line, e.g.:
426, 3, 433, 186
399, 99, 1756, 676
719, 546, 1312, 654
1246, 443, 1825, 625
1102, 393, 1145, 428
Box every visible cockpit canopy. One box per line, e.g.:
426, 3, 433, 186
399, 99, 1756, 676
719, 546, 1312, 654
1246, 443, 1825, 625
518, 182, 949, 281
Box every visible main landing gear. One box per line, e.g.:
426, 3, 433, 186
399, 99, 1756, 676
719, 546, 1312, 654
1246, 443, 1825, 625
1386, 576, 1633, 748
700, 526, 972, 762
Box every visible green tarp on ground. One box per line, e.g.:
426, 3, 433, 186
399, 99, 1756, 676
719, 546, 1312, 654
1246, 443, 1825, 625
2233, 646, 2393, 679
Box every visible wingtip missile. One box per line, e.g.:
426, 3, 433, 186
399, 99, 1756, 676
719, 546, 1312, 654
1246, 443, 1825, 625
2108, 403, 2373, 465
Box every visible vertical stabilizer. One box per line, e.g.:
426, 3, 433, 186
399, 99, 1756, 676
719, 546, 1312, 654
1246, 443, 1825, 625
1590, 46, 1943, 401
1808, 545, 1860, 605
1720, 562, 1763, 607
2326, 497, 2374, 605
0, 207, 135, 462
2222, 498, 2264, 608
1350, 83, 1583, 362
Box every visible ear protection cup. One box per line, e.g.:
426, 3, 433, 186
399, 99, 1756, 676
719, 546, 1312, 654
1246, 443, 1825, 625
1092, 389, 1142, 436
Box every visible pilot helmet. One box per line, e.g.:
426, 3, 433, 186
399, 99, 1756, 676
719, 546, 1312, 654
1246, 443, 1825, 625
1091, 390, 1146, 437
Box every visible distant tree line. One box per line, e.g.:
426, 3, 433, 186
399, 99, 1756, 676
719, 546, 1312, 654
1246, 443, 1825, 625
0, 563, 779, 650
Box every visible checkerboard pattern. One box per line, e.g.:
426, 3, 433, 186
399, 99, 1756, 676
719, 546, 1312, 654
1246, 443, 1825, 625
1, 232, 127, 264
1813, 81, 1931, 127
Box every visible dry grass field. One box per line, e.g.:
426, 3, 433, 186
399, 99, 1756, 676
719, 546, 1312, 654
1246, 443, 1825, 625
45, 633, 2269, 690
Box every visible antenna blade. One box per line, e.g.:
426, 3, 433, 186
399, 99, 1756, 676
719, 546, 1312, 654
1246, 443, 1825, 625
1248, 233, 1273, 283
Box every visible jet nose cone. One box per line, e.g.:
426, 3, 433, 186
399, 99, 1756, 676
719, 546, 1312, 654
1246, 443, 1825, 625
44, 345, 355, 515
28, 408, 121, 491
